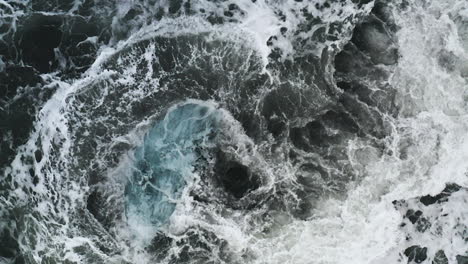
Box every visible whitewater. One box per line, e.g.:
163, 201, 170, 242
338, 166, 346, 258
0, 0, 467, 263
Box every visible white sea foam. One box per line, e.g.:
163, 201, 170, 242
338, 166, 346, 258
2, 0, 467, 263
239, 1, 468, 263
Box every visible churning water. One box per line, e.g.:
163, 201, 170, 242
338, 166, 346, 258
0, 0, 467, 263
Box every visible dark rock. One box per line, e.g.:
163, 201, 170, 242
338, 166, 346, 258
32, 175, 39, 186
266, 36, 277, 46
415, 217, 431, 232
405, 209, 422, 224
34, 149, 42, 163
207, 14, 224, 25
276, 11, 286, 22
280, 27, 288, 34
420, 183, 462, 206
405, 209, 431, 232
404, 246, 428, 263
228, 4, 239, 11
433, 250, 448, 264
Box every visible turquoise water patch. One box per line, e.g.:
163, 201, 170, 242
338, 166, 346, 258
125, 101, 222, 228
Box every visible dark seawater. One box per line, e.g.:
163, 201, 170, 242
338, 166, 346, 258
0, 0, 467, 263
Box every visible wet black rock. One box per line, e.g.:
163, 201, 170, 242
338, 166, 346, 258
266, 36, 278, 46
415, 217, 431, 233
405, 209, 422, 224
34, 149, 43, 163
420, 183, 462, 206
404, 246, 428, 263
280, 27, 288, 35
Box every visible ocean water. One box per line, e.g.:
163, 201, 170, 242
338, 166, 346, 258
0, 0, 467, 263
